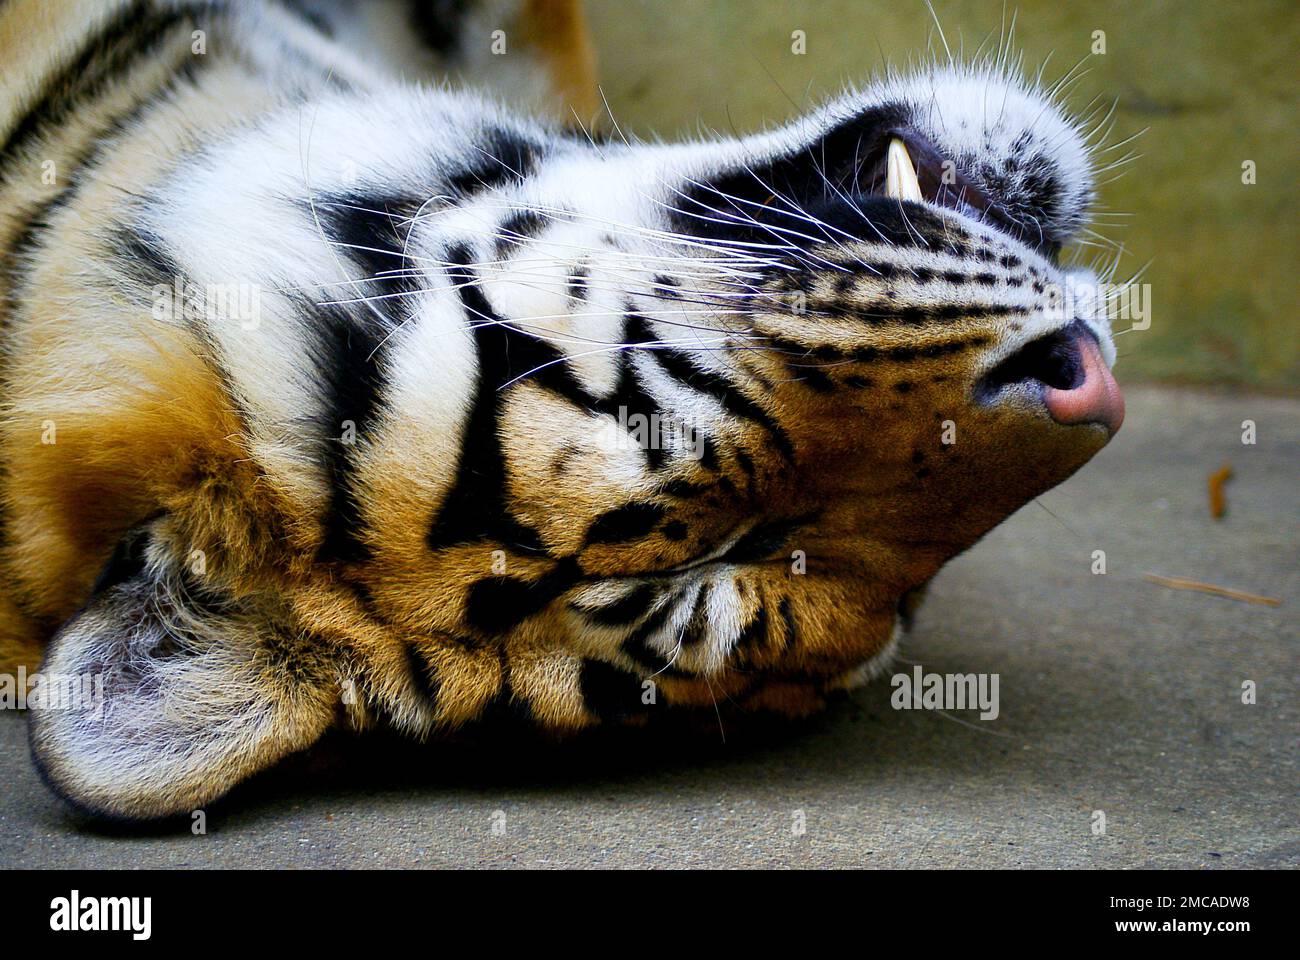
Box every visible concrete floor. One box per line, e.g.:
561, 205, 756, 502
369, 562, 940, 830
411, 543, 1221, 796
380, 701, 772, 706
1, 386, 1295, 868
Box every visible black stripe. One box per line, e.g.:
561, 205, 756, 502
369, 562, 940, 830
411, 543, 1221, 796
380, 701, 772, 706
699, 436, 721, 472
807, 298, 1027, 326
110, 225, 182, 287
310, 193, 429, 327
650, 348, 794, 459
592, 313, 670, 470
308, 195, 444, 562
575, 583, 659, 627
0, 1, 198, 168
426, 245, 595, 552
789, 362, 835, 392
303, 298, 392, 563
463, 557, 581, 635
679, 584, 712, 647
445, 127, 541, 200
661, 477, 711, 499
584, 502, 665, 546
620, 596, 692, 678
493, 208, 548, 259
478, 663, 533, 726
651, 274, 681, 299
763, 333, 991, 366
566, 263, 590, 303
733, 448, 756, 503
107, 223, 194, 332
405, 643, 441, 706
731, 605, 769, 662
778, 597, 797, 650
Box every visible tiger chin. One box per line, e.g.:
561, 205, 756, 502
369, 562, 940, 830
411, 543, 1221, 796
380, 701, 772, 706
0, 0, 1124, 820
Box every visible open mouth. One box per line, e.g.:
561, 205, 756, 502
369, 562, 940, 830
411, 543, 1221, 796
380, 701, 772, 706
977, 322, 1125, 434
871, 133, 997, 221
857, 132, 1060, 260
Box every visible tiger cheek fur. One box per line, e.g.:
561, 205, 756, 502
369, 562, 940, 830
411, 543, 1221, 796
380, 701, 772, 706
1, 1, 1123, 819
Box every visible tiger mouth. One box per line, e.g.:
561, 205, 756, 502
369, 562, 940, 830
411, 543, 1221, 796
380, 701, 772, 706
874, 132, 996, 218
859, 130, 1059, 259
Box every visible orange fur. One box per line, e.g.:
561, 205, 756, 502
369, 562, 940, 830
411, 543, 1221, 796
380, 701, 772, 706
520, 0, 599, 121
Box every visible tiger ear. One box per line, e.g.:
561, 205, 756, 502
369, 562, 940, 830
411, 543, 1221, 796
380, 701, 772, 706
29, 526, 338, 821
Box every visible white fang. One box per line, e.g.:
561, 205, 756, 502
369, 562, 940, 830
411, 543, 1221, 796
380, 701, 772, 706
885, 138, 924, 202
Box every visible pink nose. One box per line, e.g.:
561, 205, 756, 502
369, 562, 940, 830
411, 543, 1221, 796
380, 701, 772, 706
1043, 333, 1124, 434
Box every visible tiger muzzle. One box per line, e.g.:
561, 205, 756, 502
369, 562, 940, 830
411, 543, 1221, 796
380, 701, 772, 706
978, 321, 1124, 436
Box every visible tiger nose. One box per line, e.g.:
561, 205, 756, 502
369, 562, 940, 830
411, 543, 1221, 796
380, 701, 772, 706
1042, 330, 1124, 434
977, 321, 1124, 435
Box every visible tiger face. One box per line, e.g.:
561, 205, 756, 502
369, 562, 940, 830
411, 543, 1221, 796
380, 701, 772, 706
337, 64, 1121, 720
13, 26, 1123, 817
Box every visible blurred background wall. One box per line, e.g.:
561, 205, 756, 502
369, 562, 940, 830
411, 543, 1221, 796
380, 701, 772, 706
581, 0, 1299, 391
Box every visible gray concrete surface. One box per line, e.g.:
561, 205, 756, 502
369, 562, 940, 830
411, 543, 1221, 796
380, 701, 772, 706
1, 386, 1295, 868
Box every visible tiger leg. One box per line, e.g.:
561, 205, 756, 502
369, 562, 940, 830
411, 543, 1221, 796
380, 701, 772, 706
415, 0, 599, 121
269, 1, 598, 121
515, 0, 599, 119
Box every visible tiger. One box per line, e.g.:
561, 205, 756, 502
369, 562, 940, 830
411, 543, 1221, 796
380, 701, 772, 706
0, 0, 1125, 821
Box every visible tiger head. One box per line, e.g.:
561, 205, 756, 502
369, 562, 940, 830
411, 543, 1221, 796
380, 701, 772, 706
28, 64, 1123, 819
341, 61, 1122, 715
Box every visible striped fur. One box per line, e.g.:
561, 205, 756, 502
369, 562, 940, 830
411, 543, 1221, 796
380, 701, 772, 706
1, 0, 1119, 819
